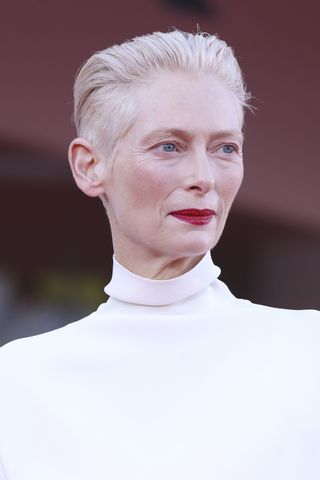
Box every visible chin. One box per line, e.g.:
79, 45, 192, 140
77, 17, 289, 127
170, 237, 216, 257
191, 230, 218, 251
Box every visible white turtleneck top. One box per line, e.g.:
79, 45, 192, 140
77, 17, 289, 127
0, 252, 320, 480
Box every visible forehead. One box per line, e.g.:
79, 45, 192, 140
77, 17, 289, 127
130, 71, 243, 140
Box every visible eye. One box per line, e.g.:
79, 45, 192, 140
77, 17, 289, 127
221, 144, 237, 154
158, 143, 177, 153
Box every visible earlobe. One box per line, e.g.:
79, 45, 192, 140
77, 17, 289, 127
68, 138, 106, 198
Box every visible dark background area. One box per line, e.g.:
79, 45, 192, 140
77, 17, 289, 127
0, 0, 319, 345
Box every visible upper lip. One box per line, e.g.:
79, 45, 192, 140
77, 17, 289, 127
170, 209, 216, 216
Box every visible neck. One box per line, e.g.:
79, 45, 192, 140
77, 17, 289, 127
113, 249, 205, 280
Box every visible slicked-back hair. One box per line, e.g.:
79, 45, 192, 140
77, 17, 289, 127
73, 30, 251, 159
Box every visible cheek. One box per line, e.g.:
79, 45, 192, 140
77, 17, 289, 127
219, 166, 244, 205
124, 164, 175, 207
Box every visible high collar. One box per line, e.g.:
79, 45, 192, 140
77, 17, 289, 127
104, 252, 221, 307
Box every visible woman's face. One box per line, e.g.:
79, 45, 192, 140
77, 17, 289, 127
103, 71, 244, 268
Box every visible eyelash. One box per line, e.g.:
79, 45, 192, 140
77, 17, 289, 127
221, 144, 238, 154
158, 143, 177, 152
155, 142, 239, 155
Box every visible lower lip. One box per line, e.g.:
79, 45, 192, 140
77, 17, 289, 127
170, 214, 214, 225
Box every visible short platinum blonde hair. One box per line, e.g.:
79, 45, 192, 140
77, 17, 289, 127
73, 30, 251, 158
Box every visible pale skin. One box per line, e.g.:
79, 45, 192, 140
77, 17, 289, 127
69, 71, 244, 280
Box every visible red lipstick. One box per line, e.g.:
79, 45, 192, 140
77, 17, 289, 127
170, 209, 216, 225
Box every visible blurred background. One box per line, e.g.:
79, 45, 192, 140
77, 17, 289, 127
1, 0, 319, 346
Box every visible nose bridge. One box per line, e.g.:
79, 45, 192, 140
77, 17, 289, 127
188, 145, 214, 192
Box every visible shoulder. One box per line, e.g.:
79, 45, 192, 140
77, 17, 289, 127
0, 309, 103, 379
214, 281, 320, 351
214, 279, 320, 324
235, 296, 320, 324
232, 297, 320, 355
232, 293, 320, 330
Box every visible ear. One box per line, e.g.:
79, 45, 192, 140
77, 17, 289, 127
68, 138, 107, 198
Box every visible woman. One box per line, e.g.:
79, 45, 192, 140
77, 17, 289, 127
0, 30, 319, 480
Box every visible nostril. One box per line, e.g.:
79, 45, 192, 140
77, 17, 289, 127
188, 178, 215, 193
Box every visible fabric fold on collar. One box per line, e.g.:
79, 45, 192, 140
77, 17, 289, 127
104, 252, 221, 306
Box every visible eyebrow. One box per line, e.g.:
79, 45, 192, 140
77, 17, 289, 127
141, 128, 244, 144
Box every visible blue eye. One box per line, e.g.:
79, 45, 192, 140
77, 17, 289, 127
161, 143, 176, 152
222, 144, 235, 154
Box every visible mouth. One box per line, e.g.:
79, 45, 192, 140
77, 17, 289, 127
169, 209, 216, 225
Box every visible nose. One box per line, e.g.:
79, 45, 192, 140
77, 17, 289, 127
185, 148, 215, 195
